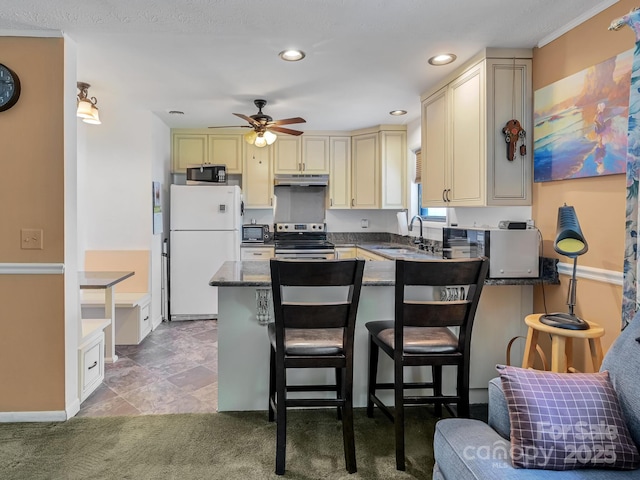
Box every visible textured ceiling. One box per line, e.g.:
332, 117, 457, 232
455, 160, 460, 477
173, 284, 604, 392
0, 0, 618, 131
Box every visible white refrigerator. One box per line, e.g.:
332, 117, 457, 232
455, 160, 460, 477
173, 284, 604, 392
170, 184, 242, 320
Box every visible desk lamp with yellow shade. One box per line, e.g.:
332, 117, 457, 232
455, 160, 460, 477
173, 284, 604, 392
540, 204, 590, 330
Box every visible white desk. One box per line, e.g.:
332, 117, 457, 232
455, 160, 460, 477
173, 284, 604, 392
79, 271, 134, 363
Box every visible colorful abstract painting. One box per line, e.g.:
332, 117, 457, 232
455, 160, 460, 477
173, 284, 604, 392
533, 49, 632, 182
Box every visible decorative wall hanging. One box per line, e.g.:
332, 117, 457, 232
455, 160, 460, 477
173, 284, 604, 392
533, 49, 632, 182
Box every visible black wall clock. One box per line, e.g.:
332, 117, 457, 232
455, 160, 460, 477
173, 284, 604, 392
0, 63, 21, 112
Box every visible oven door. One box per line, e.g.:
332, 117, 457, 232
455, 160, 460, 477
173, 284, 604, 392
274, 248, 335, 260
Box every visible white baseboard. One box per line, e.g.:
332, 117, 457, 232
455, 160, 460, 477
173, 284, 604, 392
152, 314, 163, 330
0, 410, 69, 423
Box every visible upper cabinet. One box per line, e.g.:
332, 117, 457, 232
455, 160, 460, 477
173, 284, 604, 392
329, 137, 352, 209
420, 49, 532, 207
344, 127, 406, 210
242, 143, 274, 208
274, 135, 330, 174
171, 129, 244, 174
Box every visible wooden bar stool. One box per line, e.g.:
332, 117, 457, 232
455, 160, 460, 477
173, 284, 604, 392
522, 313, 605, 373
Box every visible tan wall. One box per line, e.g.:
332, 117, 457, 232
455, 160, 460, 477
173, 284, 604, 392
532, 0, 637, 367
0, 37, 66, 410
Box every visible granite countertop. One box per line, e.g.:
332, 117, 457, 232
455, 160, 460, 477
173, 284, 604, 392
209, 256, 559, 287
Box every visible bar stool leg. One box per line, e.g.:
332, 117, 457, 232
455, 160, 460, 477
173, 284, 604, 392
551, 335, 567, 372
522, 327, 540, 369
565, 338, 574, 372
589, 338, 604, 371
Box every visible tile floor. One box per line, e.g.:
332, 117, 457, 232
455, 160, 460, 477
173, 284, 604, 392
77, 319, 218, 417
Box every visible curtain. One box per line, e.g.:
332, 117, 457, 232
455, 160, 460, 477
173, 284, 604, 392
612, 8, 640, 329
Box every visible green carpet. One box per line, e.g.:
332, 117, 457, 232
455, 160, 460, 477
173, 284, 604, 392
0, 408, 438, 479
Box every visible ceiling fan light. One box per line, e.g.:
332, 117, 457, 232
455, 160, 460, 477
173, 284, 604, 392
244, 130, 257, 145
264, 130, 277, 145
254, 134, 267, 148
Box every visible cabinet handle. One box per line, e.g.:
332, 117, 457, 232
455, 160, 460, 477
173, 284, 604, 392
330, 198, 333, 206
143, 316, 149, 322
88, 361, 98, 370
270, 197, 273, 206
442, 189, 446, 202
351, 199, 355, 207
302, 163, 305, 171
446, 189, 451, 202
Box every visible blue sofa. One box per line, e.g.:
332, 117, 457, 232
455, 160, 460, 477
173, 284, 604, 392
433, 315, 640, 479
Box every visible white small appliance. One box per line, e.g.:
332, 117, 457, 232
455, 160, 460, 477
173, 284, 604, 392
170, 184, 242, 320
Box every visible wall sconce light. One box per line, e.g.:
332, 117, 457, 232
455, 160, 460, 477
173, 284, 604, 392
244, 129, 277, 148
77, 82, 101, 125
540, 204, 589, 330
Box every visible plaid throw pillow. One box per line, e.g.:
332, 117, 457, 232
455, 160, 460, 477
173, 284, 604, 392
497, 365, 639, 470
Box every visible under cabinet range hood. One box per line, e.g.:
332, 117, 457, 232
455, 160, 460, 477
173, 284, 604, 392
274, 174, 329, 186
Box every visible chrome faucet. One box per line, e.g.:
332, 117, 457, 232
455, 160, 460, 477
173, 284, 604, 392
408, 215, 425, 249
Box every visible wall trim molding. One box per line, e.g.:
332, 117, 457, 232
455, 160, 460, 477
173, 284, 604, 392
557, 261, 623, 286
537, 0, 620, 48
0, 263, 65, 274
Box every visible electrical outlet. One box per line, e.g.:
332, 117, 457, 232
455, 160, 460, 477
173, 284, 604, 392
21, 228, 43, 250
361, 219, 369, 229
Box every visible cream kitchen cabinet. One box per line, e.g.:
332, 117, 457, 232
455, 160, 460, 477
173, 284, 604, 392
171, 130, 243, 174
243, 143, 274, 208
241, 246, 275, 260
273, 136, 301, 173
329, 136, 352, 209
301, 136, 330, 173
274, 135, 331, 174
208, 134, 243, 173
344, 127, 406, 210
172, 133, 207, 172
335, 247, 357, 259
355, 248, 385, 261
420, 48, 532, 207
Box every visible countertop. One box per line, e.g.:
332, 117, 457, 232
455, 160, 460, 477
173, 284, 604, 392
210, 255, 559, 287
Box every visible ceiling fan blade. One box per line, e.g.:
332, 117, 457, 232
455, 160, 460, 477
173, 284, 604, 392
268, 125, 304, 136
208, 125, 250, 129
271, 117, 306, 126
233, 113, 261, 127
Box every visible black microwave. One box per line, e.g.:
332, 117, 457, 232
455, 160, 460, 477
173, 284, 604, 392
186, 164, 227, 185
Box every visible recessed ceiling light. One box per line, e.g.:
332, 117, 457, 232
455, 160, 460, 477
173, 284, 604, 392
428, 53, 457, 66
389, 110, 407, 116
279, 49, 306, 62
168, 110, 184, 115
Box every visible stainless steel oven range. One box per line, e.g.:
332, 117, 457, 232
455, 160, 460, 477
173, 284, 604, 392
273, 222, 335, 259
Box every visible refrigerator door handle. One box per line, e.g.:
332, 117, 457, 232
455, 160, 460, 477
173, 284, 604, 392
240, 200, 244, 217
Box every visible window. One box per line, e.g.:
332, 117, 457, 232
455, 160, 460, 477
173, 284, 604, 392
415, 150, 446, 222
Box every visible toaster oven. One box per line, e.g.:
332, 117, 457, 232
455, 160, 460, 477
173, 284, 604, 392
242, 224, 270, 243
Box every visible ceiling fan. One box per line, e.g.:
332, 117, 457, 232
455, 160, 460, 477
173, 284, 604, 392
209, 99, 306, 147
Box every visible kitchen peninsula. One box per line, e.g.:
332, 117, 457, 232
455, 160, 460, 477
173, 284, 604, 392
210, 257, 557, 412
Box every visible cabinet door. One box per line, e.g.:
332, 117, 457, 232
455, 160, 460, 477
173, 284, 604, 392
209, 134, 243, 173
242, 144, 274, 208
302, 136, 330, 173
335, 247, 356, 259
274, 136, 301, 173
380, 130, 406, 209
329, 137, 351, 209
486, 58, 532, 205
351, 133, 379, 209
422, 87, 449, 207
449, 62, 485, 206
172, 134, 207, 172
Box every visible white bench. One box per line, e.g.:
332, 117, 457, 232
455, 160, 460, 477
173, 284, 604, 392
80, 250, 152, 345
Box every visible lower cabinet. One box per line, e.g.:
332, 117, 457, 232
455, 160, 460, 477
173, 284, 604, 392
355, 248, 386, 261
241, 246, 275, 260
78, 321, 108, 402
335, 247, 357, 259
